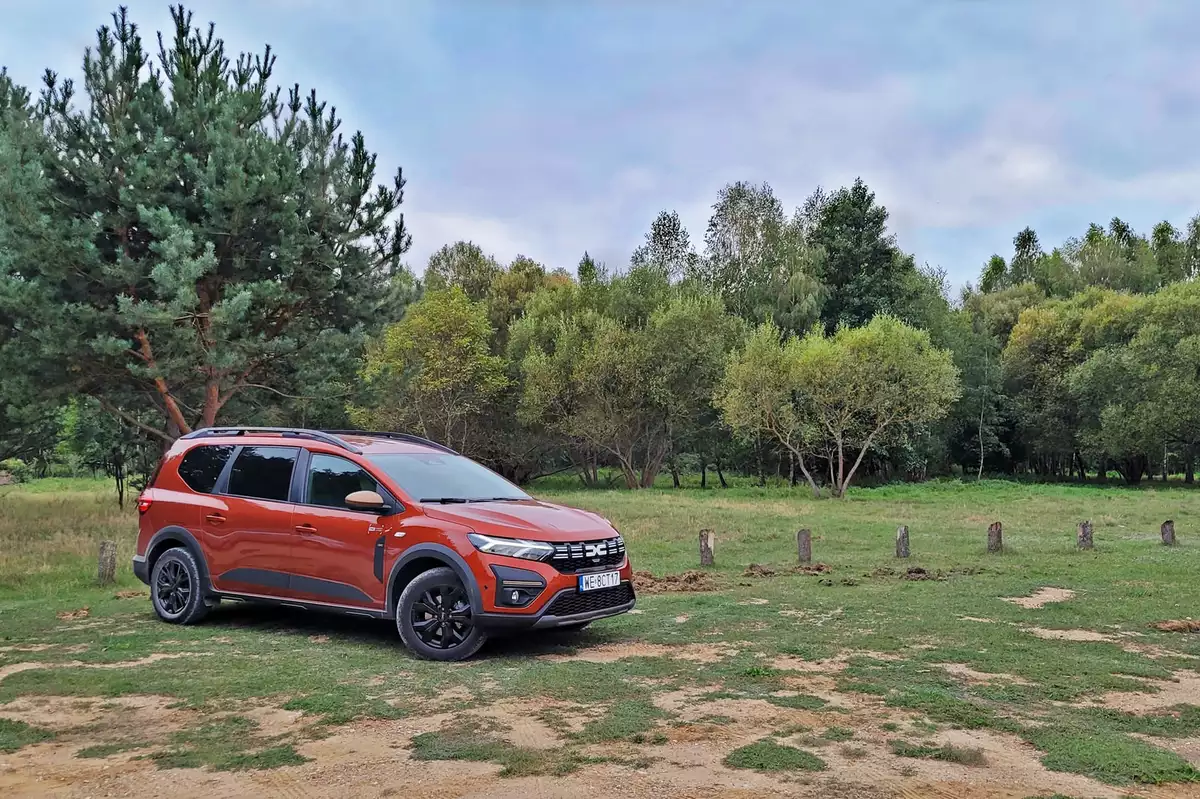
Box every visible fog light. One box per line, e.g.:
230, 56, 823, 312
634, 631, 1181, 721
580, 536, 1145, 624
510, 590, 520, 603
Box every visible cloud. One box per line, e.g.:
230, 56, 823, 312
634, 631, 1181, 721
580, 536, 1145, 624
5, 0, 1200, 287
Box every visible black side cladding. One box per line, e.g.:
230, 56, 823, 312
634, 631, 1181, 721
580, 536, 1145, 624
373, 536, 385, 581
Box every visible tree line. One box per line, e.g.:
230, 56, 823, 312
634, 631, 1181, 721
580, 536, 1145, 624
1, 7, 1197, 498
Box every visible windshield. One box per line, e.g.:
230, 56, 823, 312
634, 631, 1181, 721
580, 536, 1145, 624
366, 453, 531, 503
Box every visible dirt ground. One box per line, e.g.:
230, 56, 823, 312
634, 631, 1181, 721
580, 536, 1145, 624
3, 663, 1199, 798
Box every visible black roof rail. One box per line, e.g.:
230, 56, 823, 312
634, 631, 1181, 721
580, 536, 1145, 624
320, 429, 458, 455
181, 427, 361, 454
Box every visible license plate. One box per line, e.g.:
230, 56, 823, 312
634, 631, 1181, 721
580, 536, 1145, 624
578, 571, 620, 592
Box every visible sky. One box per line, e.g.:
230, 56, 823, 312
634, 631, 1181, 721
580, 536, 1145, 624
4, 0, 1200, 289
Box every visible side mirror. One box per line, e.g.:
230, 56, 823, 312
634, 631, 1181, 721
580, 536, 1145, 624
345, 490, 387, 512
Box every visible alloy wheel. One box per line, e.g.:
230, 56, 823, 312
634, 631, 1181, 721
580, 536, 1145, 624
409, 582, 473, 649
155, 559, 191, 617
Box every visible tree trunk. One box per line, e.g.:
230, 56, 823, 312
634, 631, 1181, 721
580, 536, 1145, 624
1161, 520, 1177, 546
987, 521, 1003, 553
97, 540, 117, 585
1077, 520, 1093, 550
699, 529, 716, 567
796, 528, 812, 564
1185, 447, 1195, 484
977, 401, 985, 480
716, 461, 727, 488
700, 462, 707, 489
895, 525, 910, 558
669, 457, 681, 489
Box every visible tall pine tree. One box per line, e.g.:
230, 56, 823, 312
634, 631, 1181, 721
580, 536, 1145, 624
0, 6, 409, 442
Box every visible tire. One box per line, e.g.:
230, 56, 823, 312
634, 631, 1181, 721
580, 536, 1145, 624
150, 547, 210, 625
395, 567, 487, 661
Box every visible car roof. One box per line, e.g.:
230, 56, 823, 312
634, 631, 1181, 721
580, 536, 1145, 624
177, 428, 455, 457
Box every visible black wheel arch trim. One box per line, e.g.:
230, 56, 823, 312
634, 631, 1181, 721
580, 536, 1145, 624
141, 526, 213, 592
385, 544, 483, 619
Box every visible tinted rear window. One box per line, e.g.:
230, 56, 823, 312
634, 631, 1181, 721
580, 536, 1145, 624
227, 446, 298, 502
177, 445, 234, 493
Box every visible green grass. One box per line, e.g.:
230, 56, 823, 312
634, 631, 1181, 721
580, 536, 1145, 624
1, 477, 1199, 788
76, 740, 151, 758
0, 718, 55, 752
1023, 725, 1200, 785
820, 725, 854, 741
573, 699, 669, 743
146, 716, 310, 772
410, 717, 600, 777
723, 738, 827, 772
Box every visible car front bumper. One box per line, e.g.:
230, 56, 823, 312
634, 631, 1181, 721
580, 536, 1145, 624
476, 581, 636, 631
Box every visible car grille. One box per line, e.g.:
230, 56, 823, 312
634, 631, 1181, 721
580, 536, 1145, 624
546, 582, 635, 617
549, 535, 626, 573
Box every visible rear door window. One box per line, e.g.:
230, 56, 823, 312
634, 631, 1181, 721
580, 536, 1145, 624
226, 446, 299, 502
177, 445, 234, 493
307, 454, 381, 509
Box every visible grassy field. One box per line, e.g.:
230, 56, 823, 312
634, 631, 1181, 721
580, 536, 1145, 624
1, 477, 1198, 797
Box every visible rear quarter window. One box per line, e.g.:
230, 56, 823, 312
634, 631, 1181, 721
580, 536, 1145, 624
177, 445, 235, 493
226, 446, 298, 502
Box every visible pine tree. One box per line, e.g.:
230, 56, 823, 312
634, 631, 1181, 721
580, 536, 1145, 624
0, 6, 409, 442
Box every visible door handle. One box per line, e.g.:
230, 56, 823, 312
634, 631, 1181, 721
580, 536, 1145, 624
294, 524, 317, 535
205, 513, 226, 525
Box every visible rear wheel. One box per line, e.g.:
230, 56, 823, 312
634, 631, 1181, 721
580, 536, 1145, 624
150, 547, 210, 625
395, 567, 487, 661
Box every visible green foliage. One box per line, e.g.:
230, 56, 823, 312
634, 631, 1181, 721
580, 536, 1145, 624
352, 287, 507, 453
0, 458, 31, 483
0, 7, 408, 442
720, 315, 960, 496
423, 241, 502, 301
809, 178, 918, 330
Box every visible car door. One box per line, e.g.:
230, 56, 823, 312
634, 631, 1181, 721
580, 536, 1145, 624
289, 451, 397, 610
204, 445, 299, 597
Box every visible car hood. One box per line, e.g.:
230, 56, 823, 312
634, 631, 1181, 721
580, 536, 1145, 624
421, 499, 615, 542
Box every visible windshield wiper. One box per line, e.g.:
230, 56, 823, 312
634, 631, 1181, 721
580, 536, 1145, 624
419, 497, 471, 504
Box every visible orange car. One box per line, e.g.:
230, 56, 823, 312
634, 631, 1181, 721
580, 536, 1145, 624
132, 427, 635, 660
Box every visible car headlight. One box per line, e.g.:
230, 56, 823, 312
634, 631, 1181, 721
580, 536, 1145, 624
467, 533, 555, 561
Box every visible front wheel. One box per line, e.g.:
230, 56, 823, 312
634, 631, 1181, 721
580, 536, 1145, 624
395, 567, 487, 661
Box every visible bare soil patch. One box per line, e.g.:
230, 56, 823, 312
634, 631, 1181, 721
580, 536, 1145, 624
1002, 587, 1076, 609
476, 698, 565, 749
540, 642, 738, 665
1152, 619, 1200, 633
1098, 671, 1200, 713
741, 562, 831, 578
936, 663, 1033, 686
1022, 626, 1111, 642
0, 652, 208, 683
633, 570, 719, 594
55, 606, 89, 621
0, 688, 1168, 799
